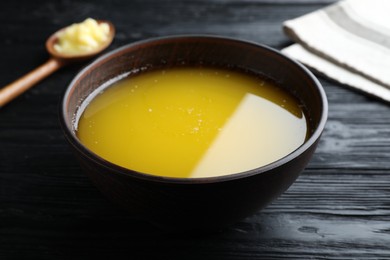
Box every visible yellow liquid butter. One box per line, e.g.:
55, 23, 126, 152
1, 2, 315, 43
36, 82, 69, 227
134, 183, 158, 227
77, 67, 308, 178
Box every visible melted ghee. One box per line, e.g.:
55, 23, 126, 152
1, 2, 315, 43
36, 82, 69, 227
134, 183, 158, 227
76, 67, 308, 178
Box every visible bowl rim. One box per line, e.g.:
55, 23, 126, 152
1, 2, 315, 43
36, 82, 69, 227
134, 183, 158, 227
60, 34, 328, 184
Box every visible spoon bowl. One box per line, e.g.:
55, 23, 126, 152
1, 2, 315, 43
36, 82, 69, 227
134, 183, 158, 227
46, 20, 115, 62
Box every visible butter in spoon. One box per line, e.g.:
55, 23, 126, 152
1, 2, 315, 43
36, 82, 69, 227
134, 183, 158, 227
0, 18, 115, 107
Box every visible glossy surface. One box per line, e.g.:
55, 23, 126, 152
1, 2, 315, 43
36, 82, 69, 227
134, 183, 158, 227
77, 67, 307, 178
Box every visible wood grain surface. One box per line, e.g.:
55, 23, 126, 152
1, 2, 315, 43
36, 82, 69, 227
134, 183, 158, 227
1, 0, 390, 259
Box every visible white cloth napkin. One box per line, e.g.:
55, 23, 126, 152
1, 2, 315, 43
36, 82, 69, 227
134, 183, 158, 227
282, 0, 390, 102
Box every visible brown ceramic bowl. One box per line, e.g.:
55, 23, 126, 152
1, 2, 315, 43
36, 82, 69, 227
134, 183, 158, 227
59, 35, 327, 232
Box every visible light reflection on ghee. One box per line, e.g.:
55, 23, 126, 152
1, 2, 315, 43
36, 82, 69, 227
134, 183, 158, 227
77, 67, 308, 178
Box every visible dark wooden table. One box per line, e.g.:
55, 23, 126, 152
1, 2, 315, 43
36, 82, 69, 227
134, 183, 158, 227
2, 0, 390, 259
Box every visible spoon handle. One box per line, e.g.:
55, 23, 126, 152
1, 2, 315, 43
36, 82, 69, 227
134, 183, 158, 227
0, 58, 64, 107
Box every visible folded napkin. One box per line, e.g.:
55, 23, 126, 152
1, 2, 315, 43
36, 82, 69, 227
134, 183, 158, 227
282, 0, 390, 102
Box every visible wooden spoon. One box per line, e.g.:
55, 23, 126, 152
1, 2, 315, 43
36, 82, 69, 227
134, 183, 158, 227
0, 20, 115, 107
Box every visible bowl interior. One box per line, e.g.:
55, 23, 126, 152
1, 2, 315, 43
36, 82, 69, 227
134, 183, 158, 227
61, 35, 327, 180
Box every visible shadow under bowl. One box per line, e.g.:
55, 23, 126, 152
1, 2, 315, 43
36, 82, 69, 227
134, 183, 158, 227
59, 35, 328, 233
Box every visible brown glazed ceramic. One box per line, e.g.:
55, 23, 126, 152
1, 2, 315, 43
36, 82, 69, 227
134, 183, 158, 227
59, 35, 328, 232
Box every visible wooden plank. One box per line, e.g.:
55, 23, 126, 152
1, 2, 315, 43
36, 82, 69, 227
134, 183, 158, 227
1, 0, 390, 259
